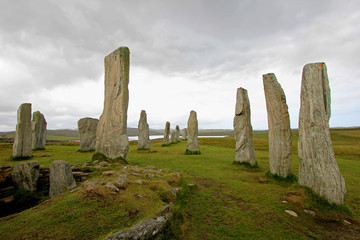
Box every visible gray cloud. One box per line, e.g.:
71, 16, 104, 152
0, 0, 359, 131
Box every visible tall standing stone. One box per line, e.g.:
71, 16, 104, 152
263, 73, 292, 178
96, 47, 130, 159
163, 122, 170, 145
138, 110, 151, 150
170, 131, 175, 143
298, 62, 346, 205
233, 88, 256, 166
186, 110, 200, 154
13, 103, 32, 158
32, 111, 47, 150
182, 128, 187, 140
78, 118, 98, 152
175, 125, 180, 142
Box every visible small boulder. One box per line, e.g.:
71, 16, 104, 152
106, 182, 119, 192
114, 178, 129, 189
11, 161, 40, 192
303, 209, 316, 217
102, 170, 115, 176
49, 160, 77, 197
285, 210, 298, 217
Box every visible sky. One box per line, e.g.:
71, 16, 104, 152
0, 0, 359, 131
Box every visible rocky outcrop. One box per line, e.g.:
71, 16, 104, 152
32, 111, 47, 150
49, 160, 76, 197
138, 110, 150, 150
175, 125, 180, 142
233, 88, 256, 166
103, 212, 172, 240
186, 111, 200, 154
13, 103, 32, 158
11, 161, 40, 192
263, 73, 292, 177
182, 128, 187, 140
163, 122, 170, 145
298, 62, 346, 205
96, 47, 130, 160
78, 117, 98, 151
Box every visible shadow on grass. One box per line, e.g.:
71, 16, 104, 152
156, 178, 198, 239
265, 171, 298, 184
232, 161, 259, 169
9, 155, 33, 161
304, 187, 352, 217
185, 150, 201, 155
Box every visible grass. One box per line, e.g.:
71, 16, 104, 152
0, 128, 359, 239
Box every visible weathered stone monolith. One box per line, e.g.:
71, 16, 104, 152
32, 111, 47, 150
78, 117, 98, 152
95, 47, 130, 159
233, 88, 256, 166
186, 111, 200, 154
13, 103, 32, 158
138, 110, 150, 150
182, 128, 187, 140
163, 122, 170, 145
49, 160, 77, 197
298, 62, 346, 205
175, 125, 180, 142
170, 131, 175, 143
11, 161, 39, 192
263, 73, 292, 177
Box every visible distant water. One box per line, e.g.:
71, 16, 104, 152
69, 135, 230, 142
128, 135, 164, 141
128, 135, 229, 141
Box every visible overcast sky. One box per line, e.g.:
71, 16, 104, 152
0, 0, 359, 131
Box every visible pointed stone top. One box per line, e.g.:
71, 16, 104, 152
140, 110, 147, 118
235, 88, 247, 115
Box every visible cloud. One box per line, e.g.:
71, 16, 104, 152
0, 0, 359, 131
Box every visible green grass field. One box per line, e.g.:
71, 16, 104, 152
0, 128, 359, 239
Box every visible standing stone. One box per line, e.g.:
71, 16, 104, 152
32, 111, 47, 150
186, 111, 200, 154
78, 117, 98, 152
298, 62, 346, 205
138, 110, 150, 150
175, 125, 180, 142
170, 131, 175, 143
263, 73, 292, 177
233, 88, 256, 166
49, 160, 77, 197
11, 161, 39, 192
96, 47, 130, 159
163, 122, 170, 145
182, 128, 187, 140
13, 103, 32, 158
